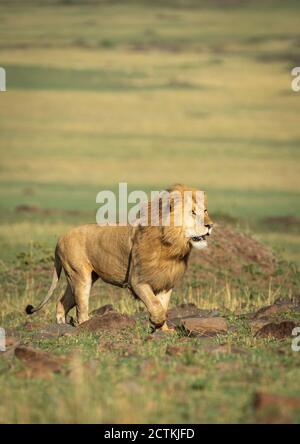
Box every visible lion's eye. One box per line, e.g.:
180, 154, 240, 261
192, 210, 196, 216
204, 209, 208, 213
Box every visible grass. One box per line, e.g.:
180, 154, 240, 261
0, 0, 300, 424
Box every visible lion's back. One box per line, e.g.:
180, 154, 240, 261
56, 224, 133, 283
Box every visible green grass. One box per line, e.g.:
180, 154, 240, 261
0, 0, 300, 424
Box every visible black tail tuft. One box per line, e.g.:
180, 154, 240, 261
25, 304, 34, 315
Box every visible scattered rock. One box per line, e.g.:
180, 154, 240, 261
4, 328, 21, 340
78, 311, 135, 333
254, 301, 293, 319
23, 320, 48, 332
167, 303, 219, 328
255, 320, 296, 339
255, 392, 300, 410
89, 304, 114, 317
180, 316, 228, 337
0, 335, 20, 361
14, 345, 68, 379
254, 392, 300, 423
32, 323, 76, 340
5, 336, 19, 348
189, 223, 278, 291
167, 303, 219, 327
168, 303, 212, 320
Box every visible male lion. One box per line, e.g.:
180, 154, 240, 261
26, 184, 213, 331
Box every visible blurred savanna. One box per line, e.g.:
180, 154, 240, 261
0, 0, 300, 424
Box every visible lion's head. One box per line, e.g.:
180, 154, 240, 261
141, 184, 213, 251
166, 184, 213, 250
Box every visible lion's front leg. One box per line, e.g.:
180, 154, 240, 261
156, 290, 175, 333
131, 282, 166, 328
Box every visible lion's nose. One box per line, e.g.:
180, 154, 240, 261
205, 224, 213, 235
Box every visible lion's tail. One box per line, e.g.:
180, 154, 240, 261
25, 250, 62, 315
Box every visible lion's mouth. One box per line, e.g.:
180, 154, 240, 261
191, 235, 206, 243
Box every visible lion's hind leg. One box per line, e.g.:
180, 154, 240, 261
56, 283, 75, 324
72, 275, 92, 325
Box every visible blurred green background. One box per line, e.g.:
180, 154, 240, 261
0, 0, 299, 263
1, 0, 300, 425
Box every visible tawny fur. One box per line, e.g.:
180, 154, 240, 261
26, 184, 213, 330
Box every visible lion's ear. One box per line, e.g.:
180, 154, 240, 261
167, 183, 185, 193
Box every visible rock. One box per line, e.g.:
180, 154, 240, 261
255, 392, 300, 409
78, 311, 135, 333
0, 335, 20, 361
254, 392, 300, 423
15, 345, 68, 379
32, 323, 75, 340
168, 303, 208, 319
167, 303, 219, 327
255, 320, 296, 339
23, 320, 48, 332
4, 328, 21, 340
180, 316, 228, 336
0, 328, 21, 360
5, 336, 19, 348
89, 304, 115, 317
254, 302, 293, 319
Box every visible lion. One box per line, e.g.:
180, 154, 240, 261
26, 184, 213, 331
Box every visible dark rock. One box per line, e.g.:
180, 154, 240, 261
254, 392, 300, 423
255, 320, 296, 339
23, 321, 48, 332
32, 323, 75, 340
180, 316, 228, 337
89, 304, 115, 317
78, 311, 135, 333
15, 345, 67, 379
254, 301, 293, 319
167, 303, 219, 328
167, 303, 217, 320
